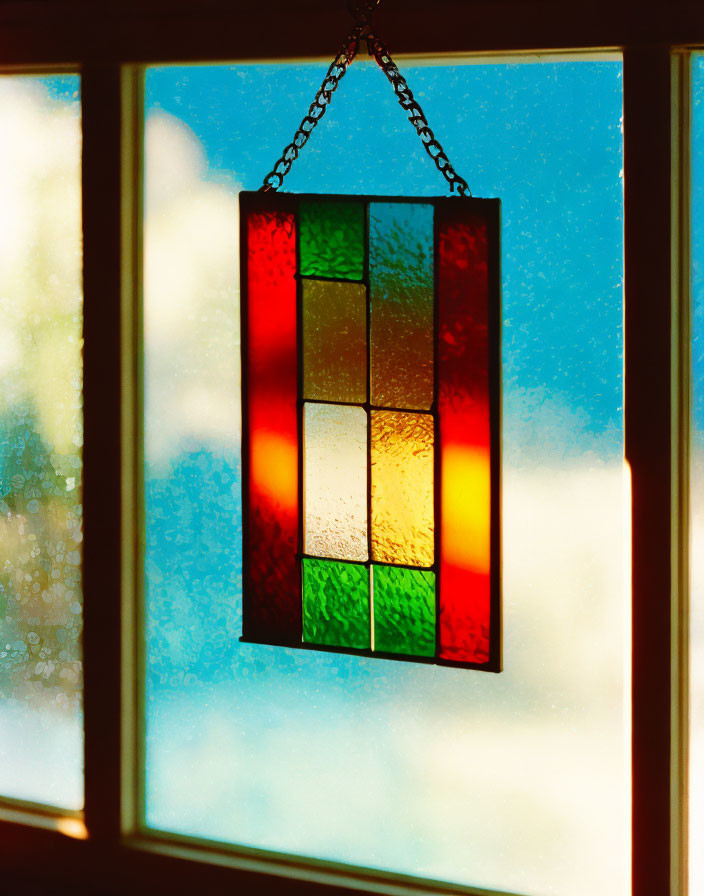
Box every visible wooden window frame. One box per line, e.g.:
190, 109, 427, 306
0, 2, 694, 894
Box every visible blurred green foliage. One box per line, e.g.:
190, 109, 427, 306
0, 77, 83, 713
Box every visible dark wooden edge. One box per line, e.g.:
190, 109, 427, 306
624, 45, 674, 896
1, 1, 704, 65
82, 61, 124, 846
0, 813, 525, 896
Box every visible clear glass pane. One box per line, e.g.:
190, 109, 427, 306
691, 52, 704, 896
143, 58, 626, 896
303, 402, 368, 562
0, 75, 83, 810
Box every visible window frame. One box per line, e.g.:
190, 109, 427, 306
0, 2, 693, 895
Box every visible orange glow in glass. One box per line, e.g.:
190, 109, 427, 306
243, 200, 300, 644
441, 442, 490, 576
437, 206, 494, 665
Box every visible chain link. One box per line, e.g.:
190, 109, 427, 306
365, 29, 471, 196
260, 25, 363, 192
259, 18, 471, 196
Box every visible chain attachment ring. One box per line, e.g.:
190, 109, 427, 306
348, 0, 381, 23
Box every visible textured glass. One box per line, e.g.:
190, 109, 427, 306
372, 565, 435, 657
299, 200, 364, 280
144, 61, 627, 896
0, 75, 83, 810
691, 53, 704, 896
438, 206, 493, 664
370, 410, 434, 566
369, 202, 434, 410
303, 558, 370, 649
243, 204, 300, 642
302, 279, 367, 403
304, 403, 367, 562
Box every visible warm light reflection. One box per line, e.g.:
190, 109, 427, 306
441, 444, 490, 574
250, 430, 297, 511
56, 816, 88, 840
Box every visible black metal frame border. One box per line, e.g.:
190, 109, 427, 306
239, 190, 501, 671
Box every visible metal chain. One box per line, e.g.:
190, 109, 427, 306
365, 29, 471, 196
260, 24, 363, 191
259, 15, 471, 196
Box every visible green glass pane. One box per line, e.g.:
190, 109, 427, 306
369, 202, 434, 409
303, 558, 370, 649
302, 279, 367, 403
299, 200, 364, 280
373, 565, 436, 657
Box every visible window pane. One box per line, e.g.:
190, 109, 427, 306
143, 57, 626, 896
691, 52, 704, 896
0, 75, 83, 810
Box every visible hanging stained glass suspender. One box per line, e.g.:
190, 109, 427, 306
239, 0, 502, 671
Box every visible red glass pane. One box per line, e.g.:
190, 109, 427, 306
242, 202, 300, 643
437, 206, 493, 665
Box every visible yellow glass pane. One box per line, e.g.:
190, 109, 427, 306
370, 410, 434, 566
304, 403, 368, 562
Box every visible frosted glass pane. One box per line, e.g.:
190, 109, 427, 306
304, 403, 367, 562
691, 52, 704, 896
370, 410, 434, 567
143, 58, 627, 896
0, 75, 83, 810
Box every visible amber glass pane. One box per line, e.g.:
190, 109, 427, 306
372, 565, 435, 657
369, 202, 434, 410
302, 558, 370, 649
299, 200, 364, 280
370, 410, 434, 566
304, 403, 367, 562
302, 279, 367, 404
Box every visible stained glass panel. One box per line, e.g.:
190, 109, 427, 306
241, 193, 499, 665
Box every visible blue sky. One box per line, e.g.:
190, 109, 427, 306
693, 55, 704, 437
146, 59, 625, 442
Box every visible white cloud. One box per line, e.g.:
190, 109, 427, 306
143, 112, 241, 466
